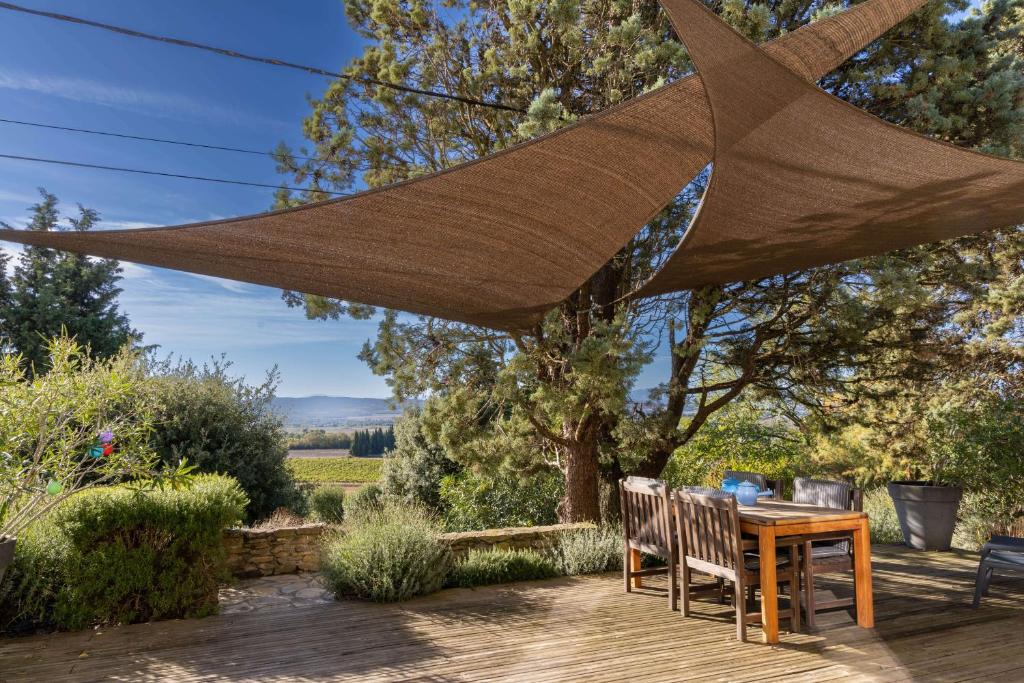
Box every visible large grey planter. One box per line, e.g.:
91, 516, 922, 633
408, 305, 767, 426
887, 481, 962, 551
0, 535, 15, 585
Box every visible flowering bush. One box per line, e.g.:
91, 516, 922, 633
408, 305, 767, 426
0, 337, 158, 540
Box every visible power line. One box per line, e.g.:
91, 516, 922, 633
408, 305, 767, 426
0, 152, 351, 196
0, 116, 340, 165
0, 1, 526, 114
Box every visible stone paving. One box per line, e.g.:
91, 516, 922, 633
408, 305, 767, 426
218, 572, 334, 615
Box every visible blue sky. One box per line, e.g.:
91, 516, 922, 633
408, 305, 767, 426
0, 0, 398, 396
0, 0, 676, 398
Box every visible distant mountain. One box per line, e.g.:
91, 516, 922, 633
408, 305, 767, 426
272, 395, 420, 428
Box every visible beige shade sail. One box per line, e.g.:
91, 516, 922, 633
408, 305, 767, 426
639, 0, 1024, 298
0, 0, 924, 330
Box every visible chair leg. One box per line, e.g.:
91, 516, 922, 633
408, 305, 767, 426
623, 542, 632, 593
734, 581, 747, 642
681, 564, 691, 616
973, 562, 992, 608
669, 558, 679, 611
984, 567, 994, 595
789, 570, 801, 633
803, 542, 816, 629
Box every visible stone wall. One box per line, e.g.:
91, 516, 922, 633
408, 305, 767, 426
223, 524, 327, 578
440, 523, 594, 559
222, 522, 594, 578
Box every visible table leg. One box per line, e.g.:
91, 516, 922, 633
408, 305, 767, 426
853, 518, 874, 628
630, 549, 643, 589
758, 527, 779, 644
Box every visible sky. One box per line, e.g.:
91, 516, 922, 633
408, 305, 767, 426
0, 0, 398, 396
0, 0, 687, 399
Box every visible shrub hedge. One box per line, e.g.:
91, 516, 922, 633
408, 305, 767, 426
310, 486, 346, 524
0, 474, 246, 632
551, 525, 622, 576
320, 502, 450, 603
447, 548, 558, 588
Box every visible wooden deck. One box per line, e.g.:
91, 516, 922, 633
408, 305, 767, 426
3, 544, 1024, 682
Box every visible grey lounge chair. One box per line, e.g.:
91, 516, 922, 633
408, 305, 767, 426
973, 535, 1024, 607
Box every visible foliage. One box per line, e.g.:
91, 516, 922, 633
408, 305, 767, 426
447, 548, 558, 588
0, 336, 158, 539
661, 400, 811, 491
344, 483, 383, 520
287, 456, 383, 483
0, 474, 246, 632
287, 429, 352, 450
862, 488, 904, 545
381, 409, 461, 511
319, 501, 450, 602
0, 189, 140, 371
439, 470, 561, 532
276, 0, 1024, 522
148, 359, 300, 524
551, 524, 622, 576
309, 486, 345, 524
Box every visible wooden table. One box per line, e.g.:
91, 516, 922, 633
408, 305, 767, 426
738, 500, 873, 644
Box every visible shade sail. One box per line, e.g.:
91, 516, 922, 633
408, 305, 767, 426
639, 0, 1024, 298
0, 0, 924, 330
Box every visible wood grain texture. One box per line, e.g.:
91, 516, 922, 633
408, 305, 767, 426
2, 546, 1020, 682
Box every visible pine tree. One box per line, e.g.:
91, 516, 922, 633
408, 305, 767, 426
1, 190, 140, 372
279, 0, 1024, 521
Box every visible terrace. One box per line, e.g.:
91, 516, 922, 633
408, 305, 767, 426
3, 545, 1022, 682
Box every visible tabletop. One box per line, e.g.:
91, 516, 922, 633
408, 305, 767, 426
737, 499, 867, 527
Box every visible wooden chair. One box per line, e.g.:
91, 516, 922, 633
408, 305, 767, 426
674, 489, 800, 641
792, 477, 863, 628
619, 477, 677, 610
724, 469, 784, 500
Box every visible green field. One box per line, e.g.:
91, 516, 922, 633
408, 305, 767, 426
286, 456, 383, 483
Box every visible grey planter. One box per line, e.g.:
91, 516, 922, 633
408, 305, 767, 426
887, 481, 963, 551
0, 535, 15, 585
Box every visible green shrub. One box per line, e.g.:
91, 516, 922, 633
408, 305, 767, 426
552, 524, 621, 576
381, 410, 461, 511
345, 483, 384, 520
439, 471, 561, 531
447, 548, 558, 588
149, 361, 300, 523
0, 474, 246, 632
286, 457, 383, 484
863, 488, 903, 545
320, 502, 450, 602
310, 486, 345, 524
662, 401, 811, 491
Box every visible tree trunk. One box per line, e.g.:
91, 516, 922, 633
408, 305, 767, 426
560, 436, 602, 523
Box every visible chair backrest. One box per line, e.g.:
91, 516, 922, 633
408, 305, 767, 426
680, 485, 733, 498
674, 490, 744, 578
620, 477, 673, 558
793, 477, 858, 511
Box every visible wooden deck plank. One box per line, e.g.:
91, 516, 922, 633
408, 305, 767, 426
3, 545, 1024, 682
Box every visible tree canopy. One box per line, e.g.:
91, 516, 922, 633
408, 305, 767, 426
276, 0, 1024, 521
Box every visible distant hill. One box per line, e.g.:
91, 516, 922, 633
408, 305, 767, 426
272, 395, 419, 428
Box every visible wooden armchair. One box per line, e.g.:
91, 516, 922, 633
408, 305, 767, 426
619, 476, 677, 610
792, 477, 863, 628
674, 489, 800, 641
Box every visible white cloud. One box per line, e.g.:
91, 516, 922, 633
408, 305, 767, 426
0, 68, 289, 129
184, 272, 252, 293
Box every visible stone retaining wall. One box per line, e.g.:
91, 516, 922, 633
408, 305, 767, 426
440, 523, 594, 559
222, 522, 594, 578
223, 524, 327, 578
